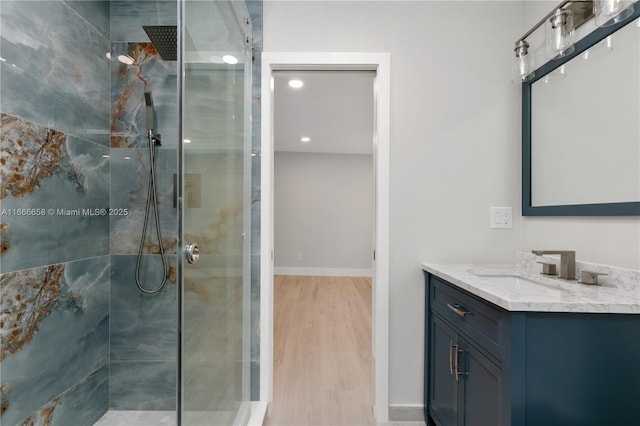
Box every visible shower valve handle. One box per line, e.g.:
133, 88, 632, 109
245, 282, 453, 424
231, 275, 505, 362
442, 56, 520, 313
185, 243, 200, 264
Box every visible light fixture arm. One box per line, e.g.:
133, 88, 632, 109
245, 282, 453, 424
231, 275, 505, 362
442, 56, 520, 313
515, 0, 594, 47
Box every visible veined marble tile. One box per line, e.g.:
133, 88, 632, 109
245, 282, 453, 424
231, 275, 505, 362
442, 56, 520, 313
1, 114, 110, 273
0, 0, 110, 146
0, 256, 109, 426
109, 361, 176, 411
183, 269, 244, 413
183, 67, 244, 152
63, 0, 111, 40
110, 42, 178, 149
18, 364, 108, 426
110, 1, 177, 42
110, 148, 177, 255
110, 254, 177, 362
248, 0, 262, 401
182, 151, 244, 257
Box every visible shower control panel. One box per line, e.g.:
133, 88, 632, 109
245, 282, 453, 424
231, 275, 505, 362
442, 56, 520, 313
185, 243, 200, 264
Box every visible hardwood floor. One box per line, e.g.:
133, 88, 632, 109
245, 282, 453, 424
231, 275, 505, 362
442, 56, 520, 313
266, 275, 376, 426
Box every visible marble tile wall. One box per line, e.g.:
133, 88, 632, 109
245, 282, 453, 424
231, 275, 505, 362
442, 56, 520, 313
1, 1, 262, 422
1, 1, 111, 424
109, 256, 177, 411
1, 257, 110, 425
108, 0, 179, 411
247, 0, 263, 401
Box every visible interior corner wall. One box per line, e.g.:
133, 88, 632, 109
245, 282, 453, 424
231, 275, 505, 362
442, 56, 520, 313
274, 152, 374, 276
263, 0, 524, 408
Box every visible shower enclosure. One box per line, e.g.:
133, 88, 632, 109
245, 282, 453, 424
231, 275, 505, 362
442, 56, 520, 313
0, 0, 259, 425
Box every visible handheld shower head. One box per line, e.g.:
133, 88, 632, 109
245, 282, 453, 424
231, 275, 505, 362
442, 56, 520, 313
144, 91, 154, 131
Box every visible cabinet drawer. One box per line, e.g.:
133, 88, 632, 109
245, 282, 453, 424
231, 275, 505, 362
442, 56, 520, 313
430, 275, 505, 362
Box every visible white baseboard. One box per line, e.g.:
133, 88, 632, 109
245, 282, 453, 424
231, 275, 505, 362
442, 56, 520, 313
274, 267, 373, 277
388, 405, 425, 423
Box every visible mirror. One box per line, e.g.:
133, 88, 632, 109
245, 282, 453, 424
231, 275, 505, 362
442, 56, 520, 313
522, 3, 640, 216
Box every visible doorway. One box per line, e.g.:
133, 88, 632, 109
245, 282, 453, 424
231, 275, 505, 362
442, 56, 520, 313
260, 52, 391, 422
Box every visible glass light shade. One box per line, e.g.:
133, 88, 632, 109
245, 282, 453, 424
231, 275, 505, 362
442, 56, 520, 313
582, 36, 614, 60
545, 9, 575, 59
594, 0, 635, 27
543, 65, 568, 83
511, 41, 535, 82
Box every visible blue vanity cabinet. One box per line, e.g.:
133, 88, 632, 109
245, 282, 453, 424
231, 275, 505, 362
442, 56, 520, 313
430, 314, 502, 426
424, 271, 640, 426
426, 274, 507, 426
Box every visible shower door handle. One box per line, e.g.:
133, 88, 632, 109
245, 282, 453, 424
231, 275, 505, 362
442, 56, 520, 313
185, 243, 200, 264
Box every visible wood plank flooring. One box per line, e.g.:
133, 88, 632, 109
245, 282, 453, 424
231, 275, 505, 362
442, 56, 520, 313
266, 275, 376, 426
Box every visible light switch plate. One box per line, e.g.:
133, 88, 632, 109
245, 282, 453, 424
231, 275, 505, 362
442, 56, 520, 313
490, 207, 513, 229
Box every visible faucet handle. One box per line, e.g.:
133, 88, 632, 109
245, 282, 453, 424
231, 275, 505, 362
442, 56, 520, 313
537, 261, 557, 275
579, 270, 607, 285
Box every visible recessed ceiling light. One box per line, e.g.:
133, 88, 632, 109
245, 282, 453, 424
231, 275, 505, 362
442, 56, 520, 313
117, 54, 135, 65
301, 136, 311, 143
288, 79, 304, 89
0, 57, 6, 62
183, 139, 192, 144
124, 156, 131, 160
105, 52, 112, 60
102, 154, 110, 158
223, 55, 238, 65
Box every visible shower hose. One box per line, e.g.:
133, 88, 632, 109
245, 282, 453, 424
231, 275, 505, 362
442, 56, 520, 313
135, 130, 169, 294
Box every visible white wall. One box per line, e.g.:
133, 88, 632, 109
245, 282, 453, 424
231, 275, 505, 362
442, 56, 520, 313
264, 0, 640, 411
274, 152, 374, 276
264, 0, 524, 408
519, 1, 640, 270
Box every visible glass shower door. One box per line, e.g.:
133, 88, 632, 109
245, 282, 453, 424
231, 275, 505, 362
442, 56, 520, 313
180, 0, 252, 424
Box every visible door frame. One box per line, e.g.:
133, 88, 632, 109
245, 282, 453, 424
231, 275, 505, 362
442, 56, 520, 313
260, 52, 391, 422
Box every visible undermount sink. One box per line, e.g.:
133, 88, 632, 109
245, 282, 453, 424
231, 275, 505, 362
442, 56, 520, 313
468, 269, 561, 293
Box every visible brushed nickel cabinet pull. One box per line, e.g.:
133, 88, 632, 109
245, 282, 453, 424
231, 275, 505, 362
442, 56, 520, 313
449, 339, 455, 375
447, 303, 470, 318
454, 346, 461, 382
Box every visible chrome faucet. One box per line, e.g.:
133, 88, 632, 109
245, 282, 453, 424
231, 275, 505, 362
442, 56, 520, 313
532, 250, 576, 280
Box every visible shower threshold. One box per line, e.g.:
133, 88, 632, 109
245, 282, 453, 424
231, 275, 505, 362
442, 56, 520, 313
94, 408, 250, 426
94, 410, 175, 426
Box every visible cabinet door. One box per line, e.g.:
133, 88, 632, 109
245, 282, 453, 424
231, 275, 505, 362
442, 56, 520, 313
430, 314, 460, 426
458, 337, 502, 426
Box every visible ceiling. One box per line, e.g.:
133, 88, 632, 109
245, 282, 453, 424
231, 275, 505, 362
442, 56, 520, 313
274, 70, 375, 155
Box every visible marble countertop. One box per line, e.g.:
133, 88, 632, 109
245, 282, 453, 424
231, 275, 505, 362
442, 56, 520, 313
422, 261, 640, 314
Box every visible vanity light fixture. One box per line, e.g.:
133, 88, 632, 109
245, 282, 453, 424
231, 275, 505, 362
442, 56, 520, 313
545, 8, 576, 58
543, 64, 568, 83
582, 35, 614, 59
512, 0, 594, 82
594, 0, 635, 26
512, 40, 535, 82
288, 79, 304, 89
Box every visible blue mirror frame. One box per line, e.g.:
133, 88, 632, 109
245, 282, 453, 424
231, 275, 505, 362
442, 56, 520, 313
522, 2, 640, 216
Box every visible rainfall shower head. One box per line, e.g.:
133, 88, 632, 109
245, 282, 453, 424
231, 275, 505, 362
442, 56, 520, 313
144, 91, 154, 131
143, 26, 177, 61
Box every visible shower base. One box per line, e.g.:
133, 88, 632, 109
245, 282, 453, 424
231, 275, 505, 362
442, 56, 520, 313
94, 410, 175, 426
93, 409, 243, 425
